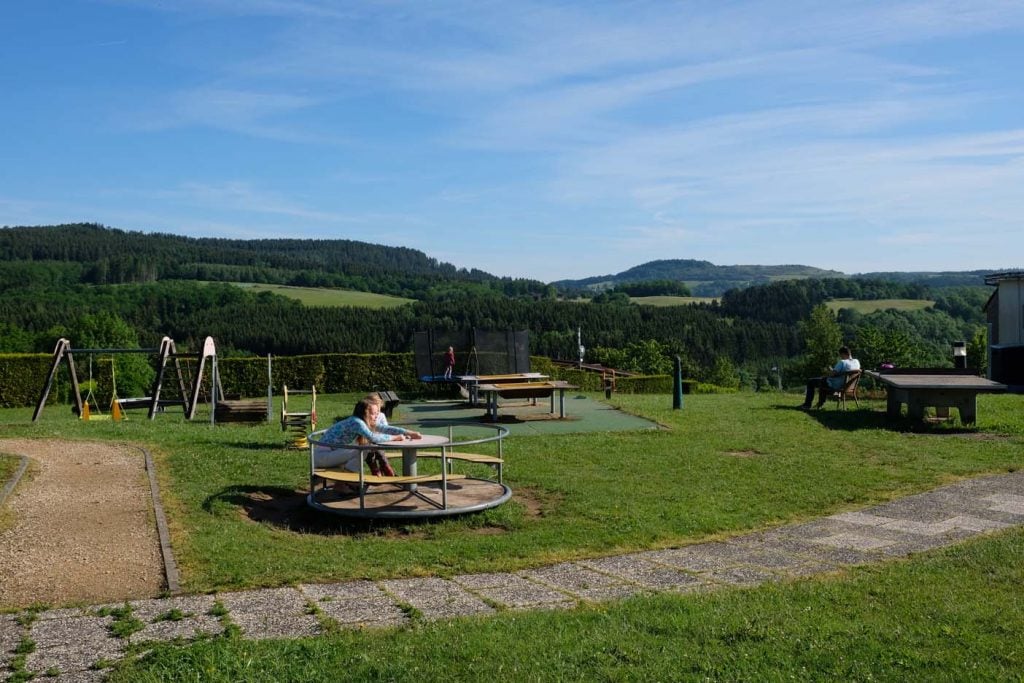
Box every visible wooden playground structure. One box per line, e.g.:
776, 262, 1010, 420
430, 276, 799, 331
281, 384, 317, 448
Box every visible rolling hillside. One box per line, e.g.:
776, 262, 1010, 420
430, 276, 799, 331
552, 259, 845, 296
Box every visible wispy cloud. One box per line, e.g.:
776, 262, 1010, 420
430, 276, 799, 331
10, 1, 1024, 279
125, 87, 337, 143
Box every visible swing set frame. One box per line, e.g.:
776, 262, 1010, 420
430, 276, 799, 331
32, 336, 219, 422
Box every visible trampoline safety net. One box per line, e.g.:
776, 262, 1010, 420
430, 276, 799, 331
415, 329, 530, 380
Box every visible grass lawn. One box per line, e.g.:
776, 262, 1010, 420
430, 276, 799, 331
0, 454, 20, 532
826, 298, 935, 314
3, 392, 1022, 593
106, 527, 1024, 681
4, 391, 1023, 680
220, 282, 415, 308
0, 454, 17, 486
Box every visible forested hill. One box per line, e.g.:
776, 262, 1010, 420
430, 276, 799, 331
551, 259, 1000, 296
552, 259, 844, 296
855, 270, 995, 288
0, 223, 553, 299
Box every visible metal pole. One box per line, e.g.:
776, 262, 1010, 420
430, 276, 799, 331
210, 355, 218, 426
673, 355, 683, 410
266, 354, 273, 421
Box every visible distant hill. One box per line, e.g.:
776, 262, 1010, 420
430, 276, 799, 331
551, 259, 1010, 297
551, 259, 845, 296
0, 223, 553, 300
0, 223, 483, 280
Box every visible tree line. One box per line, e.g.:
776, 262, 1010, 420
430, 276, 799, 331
0, 224, 555, 300
0, 224, 991, 388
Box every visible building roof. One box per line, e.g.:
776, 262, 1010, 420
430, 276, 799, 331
985, 271, 1024, 285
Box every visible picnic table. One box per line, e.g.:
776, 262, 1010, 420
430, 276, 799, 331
866, 369, 1006, 424
457, 372, 548, 404
477, 380, 578, 421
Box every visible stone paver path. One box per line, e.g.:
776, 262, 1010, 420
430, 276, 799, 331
3, 471, 1023, 681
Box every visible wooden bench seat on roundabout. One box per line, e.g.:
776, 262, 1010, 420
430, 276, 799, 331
415, 451, 503, 464
406, 451, 504, 483
313, 469, 467, 486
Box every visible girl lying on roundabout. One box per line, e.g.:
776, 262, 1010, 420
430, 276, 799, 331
314, 397, 422, 495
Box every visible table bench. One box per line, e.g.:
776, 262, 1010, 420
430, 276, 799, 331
477, 381, 578, 421
866, 369, 1007, 424
313, 469, 467, 486
414, 451, 504, 483
377, 390, 401, 419
457, 373, 548, 404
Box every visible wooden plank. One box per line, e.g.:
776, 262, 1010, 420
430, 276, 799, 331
416, 452, 504, 464
312, 470, 468, 485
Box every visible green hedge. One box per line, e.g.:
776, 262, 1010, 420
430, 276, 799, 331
0, 354, 66, 408
0, 352, 682, 409
616, 375, 674, 393
219, 353, 418, 397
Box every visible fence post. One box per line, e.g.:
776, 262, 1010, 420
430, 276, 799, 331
673, 355, 683, 410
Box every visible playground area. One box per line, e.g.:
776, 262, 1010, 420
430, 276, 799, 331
2, 387, 1024, 678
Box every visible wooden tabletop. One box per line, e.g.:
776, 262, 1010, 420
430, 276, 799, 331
479, 381, 576, 391
458, 373, 548, 382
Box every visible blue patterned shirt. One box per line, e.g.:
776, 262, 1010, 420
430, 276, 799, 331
319, 415, 406, 448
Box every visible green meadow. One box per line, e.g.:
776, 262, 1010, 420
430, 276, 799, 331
223, 282, 415, 308
630, 295, 718, 306
825, 298, 935, 314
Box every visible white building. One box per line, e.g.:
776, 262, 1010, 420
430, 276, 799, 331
984, 271, 1024, 388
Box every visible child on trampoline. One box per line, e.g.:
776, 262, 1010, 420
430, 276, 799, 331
442, 345, 456, 380
314, 397, 421, 495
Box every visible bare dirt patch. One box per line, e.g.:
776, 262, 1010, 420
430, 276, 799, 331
0, 439, 164, 609
231, 483, 552, 536
724, 450, 765, 458
510, 487, 548, 517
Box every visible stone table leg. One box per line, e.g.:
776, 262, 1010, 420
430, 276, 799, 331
957, 394, 978, 425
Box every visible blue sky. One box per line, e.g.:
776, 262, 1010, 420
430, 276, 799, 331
2, 1, 1023, 281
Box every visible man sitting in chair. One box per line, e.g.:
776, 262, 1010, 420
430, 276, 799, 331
801, 346, 860, 409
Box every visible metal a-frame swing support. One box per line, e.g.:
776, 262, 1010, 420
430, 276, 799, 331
32, 336, 219, 422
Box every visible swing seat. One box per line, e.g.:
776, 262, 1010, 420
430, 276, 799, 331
116, 397, 156, 410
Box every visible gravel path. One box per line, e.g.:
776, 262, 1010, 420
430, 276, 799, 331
0, 439, 164, 609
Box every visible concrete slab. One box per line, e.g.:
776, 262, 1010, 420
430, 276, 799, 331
981, 493, 1024, 515
1, 613, 21, 674
734, 530, 876, 566
580, 554, 706, 592
379, 577, 495, 620
132, 616, 225, 644
520, 562, 625, 591
47, 669, 109, 682
26, 616, 122, 676
809, 532, 898, 551
34, 607, 96, 621
301, 582, 407, 628
702, 566, 782, 586
218, 587, 321, 640
129, 594, 219, 622
454, 573, 575, 609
